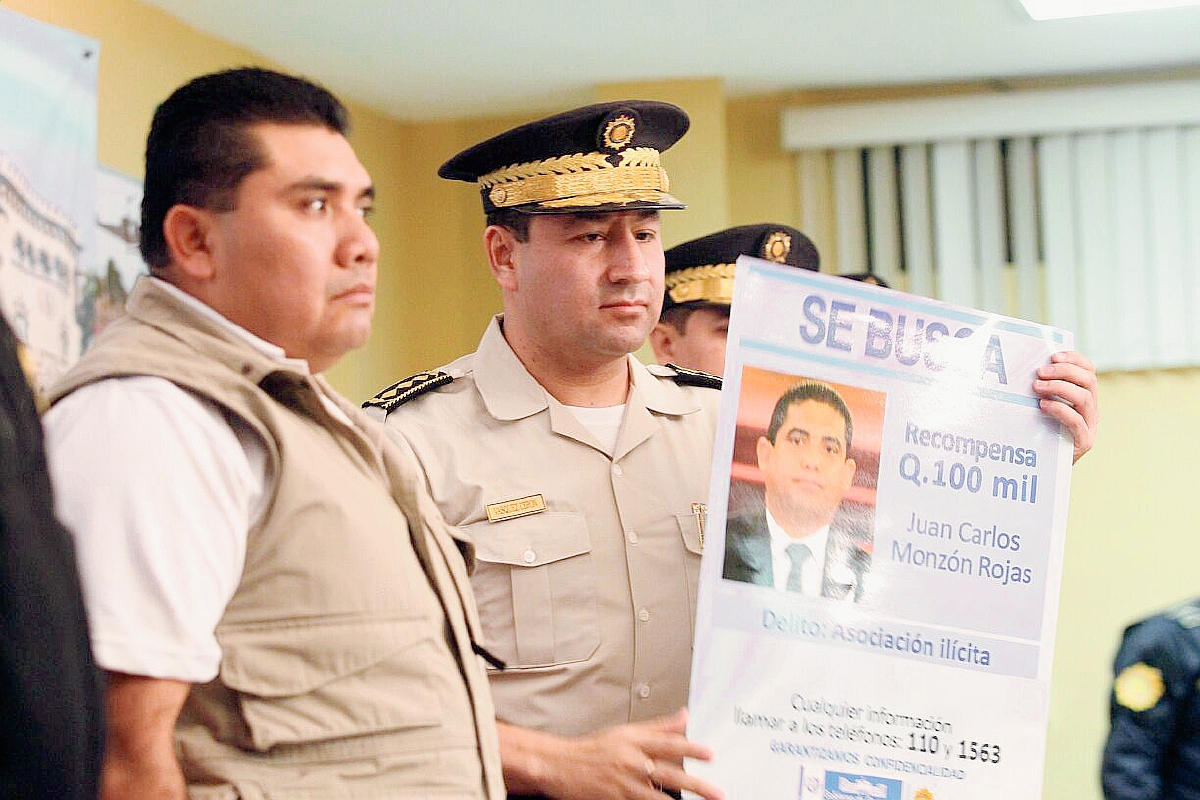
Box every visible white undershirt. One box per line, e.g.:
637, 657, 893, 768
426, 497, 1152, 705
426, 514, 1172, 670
765, 506, 829, 596
42, 278, 308, 682
564, 403, 626, 456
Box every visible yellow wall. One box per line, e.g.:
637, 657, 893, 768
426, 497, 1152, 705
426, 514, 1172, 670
9, 3, 1198, 797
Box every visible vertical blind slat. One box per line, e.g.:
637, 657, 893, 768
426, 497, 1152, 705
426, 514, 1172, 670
1007, 137, 1042, 321
931, 140, 977, 307
974, 139, 1007, 314
1144, 127, 1189, 366
868, 145, 902, 285
833, 148, 868, 274
1037, 134, 1081, 340
900, 144, 935, 297
796, 150, 833, 273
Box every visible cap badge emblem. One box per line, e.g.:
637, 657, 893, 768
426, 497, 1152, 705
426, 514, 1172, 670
602, 114, 636, 151
763, 231, 792, 264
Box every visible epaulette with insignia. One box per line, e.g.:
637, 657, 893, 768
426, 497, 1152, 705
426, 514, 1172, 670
665, 363, 722, 390
363, 371, 453, 415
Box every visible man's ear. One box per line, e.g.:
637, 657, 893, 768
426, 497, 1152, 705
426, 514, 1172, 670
484, 225, 519, 290
756, 435, 774, 472
649, 321, 678, 365
840, 457, 858, 493
162, 205, 217, 281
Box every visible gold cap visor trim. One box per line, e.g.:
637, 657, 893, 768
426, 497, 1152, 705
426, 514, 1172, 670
488, 165, 671, 209
666, 263, 736, 305
537, 188, 683, 210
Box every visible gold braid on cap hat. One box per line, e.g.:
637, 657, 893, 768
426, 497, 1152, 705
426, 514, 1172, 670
665, 263, 737, 305
480, 147, 671, 209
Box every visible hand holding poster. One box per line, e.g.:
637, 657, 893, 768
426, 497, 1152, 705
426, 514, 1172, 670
687, 258, 1074, 800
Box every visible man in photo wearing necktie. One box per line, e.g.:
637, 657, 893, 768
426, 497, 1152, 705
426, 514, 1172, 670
722, 380, 869, 601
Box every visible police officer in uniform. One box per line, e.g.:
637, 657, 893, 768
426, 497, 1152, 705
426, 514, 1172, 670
366, 102, 723, 800
1102, 598, 1200, 799
648, 223, 819, 377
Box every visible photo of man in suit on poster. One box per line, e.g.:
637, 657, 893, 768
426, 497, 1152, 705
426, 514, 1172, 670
723, 372, 883, 603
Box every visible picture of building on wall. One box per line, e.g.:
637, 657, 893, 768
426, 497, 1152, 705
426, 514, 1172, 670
0, 151, 82, 389
0, 6, 97, 390
81, 166, 145, 351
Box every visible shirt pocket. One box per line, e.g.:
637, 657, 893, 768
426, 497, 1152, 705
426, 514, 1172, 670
466, 512, 600, 669
217, 614, 442, 751
674, 511, 705, 638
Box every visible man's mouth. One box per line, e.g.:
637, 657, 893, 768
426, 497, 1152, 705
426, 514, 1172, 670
601, 297, 648, 309
334, 283, 375, 303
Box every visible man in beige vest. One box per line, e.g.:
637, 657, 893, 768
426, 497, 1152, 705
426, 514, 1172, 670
43, 68, 503, 799
366, 103, 723, 800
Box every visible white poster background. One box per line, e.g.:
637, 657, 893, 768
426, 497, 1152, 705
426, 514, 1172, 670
687, 259, 1074, 800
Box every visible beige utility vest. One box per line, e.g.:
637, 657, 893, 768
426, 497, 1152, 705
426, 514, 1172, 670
48, 281, 503, 799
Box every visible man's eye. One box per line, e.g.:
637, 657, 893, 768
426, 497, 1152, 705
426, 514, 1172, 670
359, 205, 375, 220
305, 198, 328, 213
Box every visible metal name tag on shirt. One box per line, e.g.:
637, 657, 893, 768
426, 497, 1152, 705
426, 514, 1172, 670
485, 494, 548, 523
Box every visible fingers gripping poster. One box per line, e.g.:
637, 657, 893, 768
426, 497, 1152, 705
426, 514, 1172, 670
687, 258, 1074, 800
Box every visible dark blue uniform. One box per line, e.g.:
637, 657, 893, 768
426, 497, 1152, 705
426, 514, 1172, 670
0, 313, 103, 799
1102, 598, 1200, 800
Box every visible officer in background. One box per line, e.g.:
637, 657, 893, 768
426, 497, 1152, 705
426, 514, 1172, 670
648, 223, 819, 377
367, 101, 723, 800
1102, 598, 1200, 799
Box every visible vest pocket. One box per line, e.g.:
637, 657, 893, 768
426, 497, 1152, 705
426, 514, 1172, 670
467, 512, 601, 669
217, 614, 442, 751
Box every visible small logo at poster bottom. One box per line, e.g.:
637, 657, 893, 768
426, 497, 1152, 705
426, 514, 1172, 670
823, 771, 903, 800
913, 789, 935, 800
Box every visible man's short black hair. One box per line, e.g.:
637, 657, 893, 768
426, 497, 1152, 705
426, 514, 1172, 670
485, 208, 532, 242
766, 380, 853, 455
140, 67, 350, 271
658, 302, 729, 329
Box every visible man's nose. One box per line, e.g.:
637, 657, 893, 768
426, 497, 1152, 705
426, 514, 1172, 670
606, 230, 651, 283
797, 442, 823, 470
337, 211, 379, 268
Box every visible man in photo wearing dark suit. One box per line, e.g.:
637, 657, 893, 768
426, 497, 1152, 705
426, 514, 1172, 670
723, 380, 868, 601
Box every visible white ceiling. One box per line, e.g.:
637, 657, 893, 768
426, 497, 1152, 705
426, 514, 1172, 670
140, 0, 1200, 121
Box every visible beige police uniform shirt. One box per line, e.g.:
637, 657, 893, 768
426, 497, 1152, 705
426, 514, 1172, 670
377, 317, 719, 736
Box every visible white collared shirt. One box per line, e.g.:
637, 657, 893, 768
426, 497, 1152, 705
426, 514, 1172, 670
765, 506, 829, 596
43, 277, 315, 682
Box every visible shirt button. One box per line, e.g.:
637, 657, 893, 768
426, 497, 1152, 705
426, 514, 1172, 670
523, 549, 536, 564
638, 683, 651, 699
626, 531, 639, 545
612, 464, 623, 477
638, 608, 650, 622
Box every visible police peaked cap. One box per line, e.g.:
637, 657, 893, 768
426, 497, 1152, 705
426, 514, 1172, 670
439, 100, 689, 214
662, 223, 819, 311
